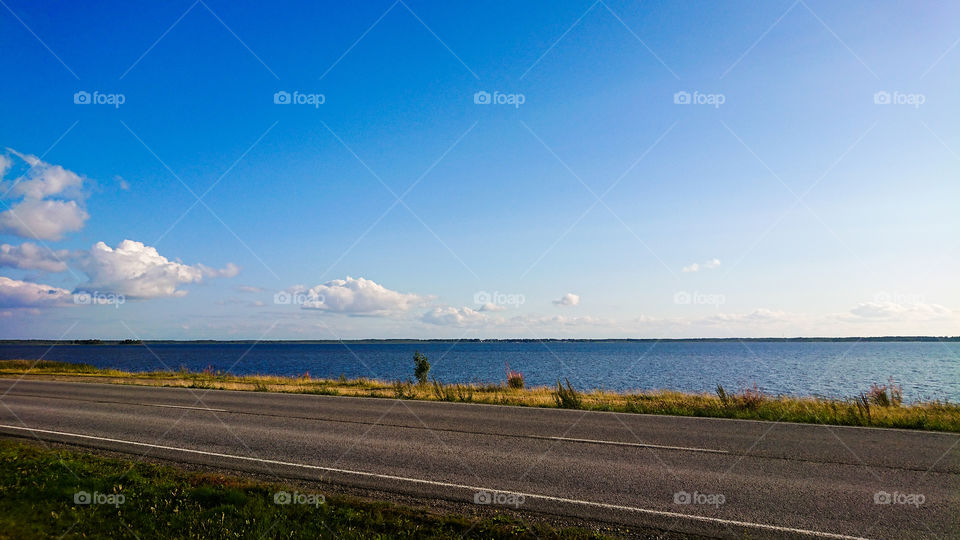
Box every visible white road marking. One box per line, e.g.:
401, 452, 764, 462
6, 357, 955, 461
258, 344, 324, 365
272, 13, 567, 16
0, 423, 869, 540
534, 435, 728, 454
146, 404, 227, 412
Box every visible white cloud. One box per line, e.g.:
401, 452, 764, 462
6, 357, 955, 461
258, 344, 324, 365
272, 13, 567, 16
847, 301, 952, 321
297, 277, 424, 314
77, 239, 238, 298
514, 313, 610, 327
198, 262, 240, 278
422, 306, 487, 326
553, 292, 580, 306
700, 308, 794, 325
0, 199, 89, 240
216, 297, 266, 308
422, 305, 613, 329
236, 285, 265, 293
477, 302, 505, 312
0, 150, 90, 240
4, 150, 85, 199
682, 258, 721, 273
0, 242, 74, 272
0, 276, 72, 308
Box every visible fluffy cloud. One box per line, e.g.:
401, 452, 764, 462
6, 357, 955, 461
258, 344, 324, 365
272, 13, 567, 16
0, 199, 89, 240
0, 276, 72, 308
4, 150, 85, 199
0, 242, 74, 272
682, 258, 721, 273
0, 150, 89, 240
198, 263, 241, 278
553, 292, 580, 306
77, 240, 238, 298
296, 277, 424, 314
422, 306, 487, 326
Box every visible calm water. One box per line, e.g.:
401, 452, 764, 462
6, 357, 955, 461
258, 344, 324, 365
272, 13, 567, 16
1, 341, 957, 402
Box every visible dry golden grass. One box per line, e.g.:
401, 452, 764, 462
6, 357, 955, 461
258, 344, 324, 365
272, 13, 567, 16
1, 360, 958, 432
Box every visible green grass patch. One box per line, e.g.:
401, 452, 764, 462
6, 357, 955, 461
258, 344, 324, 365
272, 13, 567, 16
0, 439, 609, 539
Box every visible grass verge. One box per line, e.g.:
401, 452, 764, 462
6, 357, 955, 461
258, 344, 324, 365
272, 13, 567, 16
1, 359, 959, 432
0, 439, 610, 539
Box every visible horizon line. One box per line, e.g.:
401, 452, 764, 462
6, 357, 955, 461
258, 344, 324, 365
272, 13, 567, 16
2, 336, 958, 343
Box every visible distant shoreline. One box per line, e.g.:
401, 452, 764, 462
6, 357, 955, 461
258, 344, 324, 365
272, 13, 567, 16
0, 336, 957, 345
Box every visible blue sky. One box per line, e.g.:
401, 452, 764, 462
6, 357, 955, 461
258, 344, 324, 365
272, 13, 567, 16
0, 0, 958, 339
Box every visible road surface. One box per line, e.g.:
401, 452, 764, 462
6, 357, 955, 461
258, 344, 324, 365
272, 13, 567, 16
0, 378, 956, 539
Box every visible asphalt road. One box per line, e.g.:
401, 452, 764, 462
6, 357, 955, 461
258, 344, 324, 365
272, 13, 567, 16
0, 378, 956, 539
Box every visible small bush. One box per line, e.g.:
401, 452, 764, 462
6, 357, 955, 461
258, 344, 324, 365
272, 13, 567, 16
866, 378, 903, 407
854, 393, 871, 421
738, 383, 765, 410
553, 378, 582, 409
505, 365, 525, 389
392, 380, 415, 400
716, 384, 729, 406
431, 378, 456, 401
455, 384, 474, 402
413, 351, 430, 384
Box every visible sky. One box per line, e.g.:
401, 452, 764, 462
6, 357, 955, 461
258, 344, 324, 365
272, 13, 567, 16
0, 0, 958, 339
